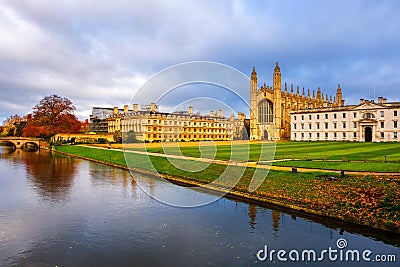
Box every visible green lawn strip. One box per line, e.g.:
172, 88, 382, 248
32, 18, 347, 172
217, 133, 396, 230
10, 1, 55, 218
128, 142, 400, 171
274, 142, 400, 161
144, 144, 237, 161
57, 145, 128, 166
133, 141, 400, 162
55, 145, 399, 232
272, 160, 400, 172
275, 142, 354, 158
330, 144, 400, 161
139, 143, 264, 161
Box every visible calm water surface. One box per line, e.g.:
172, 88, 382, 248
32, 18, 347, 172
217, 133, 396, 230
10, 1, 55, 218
0, 146, 399, 267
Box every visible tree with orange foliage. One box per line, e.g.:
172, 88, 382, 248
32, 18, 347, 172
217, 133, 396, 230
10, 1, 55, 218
22, 95, 81, 139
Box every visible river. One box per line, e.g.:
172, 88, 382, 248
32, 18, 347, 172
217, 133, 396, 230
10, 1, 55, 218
0, 146, 399, 266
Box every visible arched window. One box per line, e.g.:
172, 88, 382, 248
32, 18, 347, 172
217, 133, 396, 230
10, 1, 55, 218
258, 99, 273, 123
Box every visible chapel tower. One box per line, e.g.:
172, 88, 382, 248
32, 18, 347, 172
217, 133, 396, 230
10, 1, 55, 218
250, 67, 259, 139
273, 62, 282, 139
249, 62, 344, 140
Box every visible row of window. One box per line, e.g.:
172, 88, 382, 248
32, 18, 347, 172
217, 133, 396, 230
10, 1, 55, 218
293, 121, 398, 130
294, 132, 398, 139
112, 119, 234, 129
293, 110, 398, 121
146, 127, 228, 133
146, 134, 230, 139
146, 119, 229, 127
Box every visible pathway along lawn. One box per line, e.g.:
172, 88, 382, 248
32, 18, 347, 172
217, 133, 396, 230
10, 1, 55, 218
55, 145, 400, 233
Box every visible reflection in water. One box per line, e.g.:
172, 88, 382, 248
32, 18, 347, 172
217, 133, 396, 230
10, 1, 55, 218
272, 210, 281, 237
248, 204, 257, 230
131, 176, 137, 192
27, 155, 77, 203
2, 148, 77, 202
88, 162, 135, 190
89, 161, 121, 185
122, 170, 128, 188
129, 171, 156, 196
0, 144, 15, 155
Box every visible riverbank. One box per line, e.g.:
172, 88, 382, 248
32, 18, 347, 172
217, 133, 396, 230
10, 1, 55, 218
94, 141, 400, 172
54, 145, 400, 233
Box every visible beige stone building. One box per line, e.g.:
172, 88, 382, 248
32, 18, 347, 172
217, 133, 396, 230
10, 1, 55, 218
250, 62, 344, 140
107, 104, 246, 142
291, 97, 400, 142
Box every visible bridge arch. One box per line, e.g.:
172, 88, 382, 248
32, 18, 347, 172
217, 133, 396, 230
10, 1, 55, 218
0, 140, 17, 150
21, 141, 40, 151
0, 138, 41, 150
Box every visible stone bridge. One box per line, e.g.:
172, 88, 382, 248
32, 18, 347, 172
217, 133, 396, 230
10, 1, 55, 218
0, 137, 43, 149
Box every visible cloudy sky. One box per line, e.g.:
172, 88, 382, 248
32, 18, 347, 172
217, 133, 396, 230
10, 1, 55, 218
1, 0, 400, 123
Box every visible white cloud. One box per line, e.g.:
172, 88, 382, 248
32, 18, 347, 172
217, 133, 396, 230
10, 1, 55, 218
0, 0, 399, 124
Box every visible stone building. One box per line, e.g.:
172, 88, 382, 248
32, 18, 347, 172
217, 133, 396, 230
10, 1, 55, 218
107, 104, 247, 142
89, 107, 126, 133
291, 97, 400, 142
250, 62, 344, 140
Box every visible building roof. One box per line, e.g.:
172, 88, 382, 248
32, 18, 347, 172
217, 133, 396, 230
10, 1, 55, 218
290, 100, 400, 114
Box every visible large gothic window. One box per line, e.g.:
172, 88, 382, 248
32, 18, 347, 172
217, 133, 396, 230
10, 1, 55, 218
258, 99, 273, 123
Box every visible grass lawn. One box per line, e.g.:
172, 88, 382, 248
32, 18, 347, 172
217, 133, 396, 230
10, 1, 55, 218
125, 141, 400, 172
55, 145, 400, 232
135, 141, 400, 161
273, 141, 400, 161
272, 160, 400, 172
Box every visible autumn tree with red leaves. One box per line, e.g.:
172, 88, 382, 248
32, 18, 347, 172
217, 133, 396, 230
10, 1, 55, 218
22, 95, 81, 139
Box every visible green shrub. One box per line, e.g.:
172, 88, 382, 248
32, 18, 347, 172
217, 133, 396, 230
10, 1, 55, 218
97, 138, 108, 144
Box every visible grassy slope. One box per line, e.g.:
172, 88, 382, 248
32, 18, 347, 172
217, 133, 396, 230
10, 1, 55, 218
55, 145, 400, 232
272, 161, 400, 172
143, 141, 400, 161
138, 141, 400, 171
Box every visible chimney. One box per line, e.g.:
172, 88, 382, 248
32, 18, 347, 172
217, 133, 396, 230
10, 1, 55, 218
133, 104, 138, 112
218, 109, 223, 117
360, 98, 364, 104
382, 98, 387, 104
238, 112, 245, 121
123, 105, 128, 114
378, 96, 383, 104
210, 110, 214, 116
151, 103, 156, 112
189, 106, 193, 116
113, 107, 118, 115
